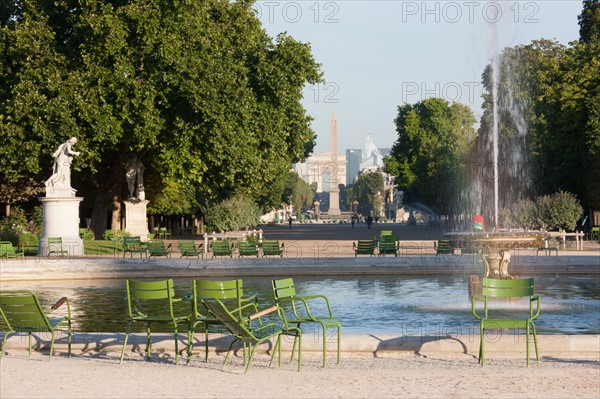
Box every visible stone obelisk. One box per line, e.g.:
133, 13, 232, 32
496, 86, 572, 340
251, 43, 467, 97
328, 113, 341, 215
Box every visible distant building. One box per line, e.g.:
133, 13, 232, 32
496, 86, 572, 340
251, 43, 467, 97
359, 135, 390, 171
345, 149, 362, 185
294, 152, 346, 193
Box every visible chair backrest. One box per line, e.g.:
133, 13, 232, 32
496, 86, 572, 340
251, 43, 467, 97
380, 230, 392, 236
482, 278, 535, 298
212, 240, 231, 250
272, 277, 296, 301
0, 241, 16, 256
262, 240, 282, 254
178, 240, 199, 255
0, 290, 51, 331
125, 279, 177, 319
193, 279, 245, 320
147, 240, 166, 252
238, 241, 257, 253
356, 240, 375, 251
202, 298, 254, 339
47, 237, 63, 245
123, 236, 142, 250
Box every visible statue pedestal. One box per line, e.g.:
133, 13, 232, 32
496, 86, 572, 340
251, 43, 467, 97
123, 200, 150, 240
38, 197, 84, 256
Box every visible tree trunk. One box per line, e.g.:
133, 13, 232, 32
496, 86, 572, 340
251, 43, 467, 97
89, 148, 131, 240
111, 195, 121, 230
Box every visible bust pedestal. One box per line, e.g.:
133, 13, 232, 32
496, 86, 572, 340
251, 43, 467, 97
123, 199, 150, 240
38, 197, 84, 256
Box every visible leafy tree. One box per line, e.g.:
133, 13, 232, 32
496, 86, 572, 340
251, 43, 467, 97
546, 190, 584, 231
475, 1, 600, 213
386, 98, 476, 217
0, 0, 321, 237
352, 172, 384, 215
282, 171, 314, 216
204, 194, 262, 233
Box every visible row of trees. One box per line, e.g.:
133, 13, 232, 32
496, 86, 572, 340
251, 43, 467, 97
384, 0, 599, 229
0, 0, 322, 237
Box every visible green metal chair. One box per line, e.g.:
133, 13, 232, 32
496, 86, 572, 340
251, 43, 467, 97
0, 241, 24, 260
210, 239, 233, 258
378, 235, 399, 257
119, 279, 192, 365
238, 240, 259, 257
271, 277, 341, 367
178, 240, 203, 258
471, 277, 541, 366
122, 236, 147, 258
147, 240, 172, 258
353, 239, 375, 256
47, 237, 68, 257
0, 290, 72, 360
190, 279, 257, 363
261, 240, 284, 257
200, 294, 301, 373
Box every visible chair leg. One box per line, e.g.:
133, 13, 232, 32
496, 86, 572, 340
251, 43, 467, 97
336, 325, 341, 365
479, 325, 485, 366
244, 343, 258, 374
532, 322, 539, 363
321, 325, 327, 368
49, 331, 55, 361
223, 338, 239, 369
526, 323, 530, 367
187, 326, 193, 365
28, 332, 32, 358
174, 327, 179, 365
204, 329, 209, 362
269, 335, 281, 368
68, 319, 72, 357
146, 324, 152, 361
1, 331, 13, 360
119, 322, 132, 364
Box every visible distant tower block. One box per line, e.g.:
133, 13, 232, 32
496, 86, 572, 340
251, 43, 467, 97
328, 113, 341, 215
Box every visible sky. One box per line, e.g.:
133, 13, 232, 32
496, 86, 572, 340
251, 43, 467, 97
256, 0, 584, 154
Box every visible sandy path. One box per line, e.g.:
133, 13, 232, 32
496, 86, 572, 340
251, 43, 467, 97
1, 352, 599, 399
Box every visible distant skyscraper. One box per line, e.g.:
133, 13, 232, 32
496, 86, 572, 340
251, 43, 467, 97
346, 149, 362, 184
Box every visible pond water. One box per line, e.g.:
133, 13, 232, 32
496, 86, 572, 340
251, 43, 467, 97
1, 275, 598, 335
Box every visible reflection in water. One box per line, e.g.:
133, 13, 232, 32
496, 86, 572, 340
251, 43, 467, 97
1, 275, 598, 335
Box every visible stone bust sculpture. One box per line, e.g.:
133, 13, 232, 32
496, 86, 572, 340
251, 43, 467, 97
45, 137, 80, 197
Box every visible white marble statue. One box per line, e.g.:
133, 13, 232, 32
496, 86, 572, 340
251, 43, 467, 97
125, 157, 144, 200
45, 137, 80, 197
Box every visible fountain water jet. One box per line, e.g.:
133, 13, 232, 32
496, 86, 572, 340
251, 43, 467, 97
451, 9, 548, 279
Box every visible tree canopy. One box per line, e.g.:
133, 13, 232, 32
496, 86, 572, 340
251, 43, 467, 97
385, 98, 477, 217
0, 0, 321, 236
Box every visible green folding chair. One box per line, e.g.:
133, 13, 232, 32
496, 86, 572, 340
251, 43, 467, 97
0, 290, 72, 360
272, 277, 341, 367
119, 279, 192, 365
178, 240, 203, 258
471, 277, 541, 366
200, 295, 301, 373
190, 279, 257, 363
